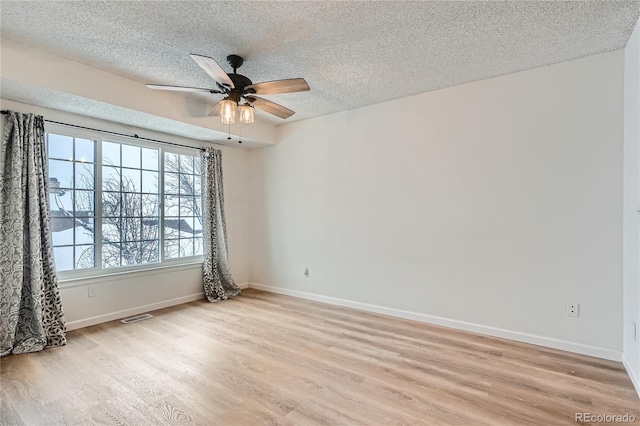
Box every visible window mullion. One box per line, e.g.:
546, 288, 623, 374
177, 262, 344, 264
95, 138, 103, 270
159, 149, 165, 263
72, 139, 77, 270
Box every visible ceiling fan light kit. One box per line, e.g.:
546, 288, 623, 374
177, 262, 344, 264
146, 53, 310, 127
239, 103, 254, 124
219, 98, 236, 124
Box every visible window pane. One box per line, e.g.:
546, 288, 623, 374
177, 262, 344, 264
122, 145, 141, 169
195, 199, 202, 219
193, 158, 201, 177
164, 239, 179, 259
179, 173, 195, 195
48, 134, 73, 160
180, 217, 195, 238
50, 190, 73, 213
75, 190, 95, 216
180, 155, 194, 174
164, 217, 179, 239
180, 238, 194, 257
141, 194, 158, 217
53, 246, 74, 271
102, 243, 121, 268
142, 171, 158, 194
121, 241, 141, 266
103, 219, 121, 242
122, 193, 141, 217
163, 195, 178, 216
49, 160, 74, 189
102, 166, 121, 191
194, 176, 201, 196
141, 241, 159, 263
75, 138, 95, 163
142, 218, 159, 241
193, 217, 203, 235
194, 237, 203, 256
121, 217, 141, 242
74, 219, 94, 245
75, 163, 95, 190
141, 148, 158, 171
164, 153, 179, 173
51, 217, 74, 246
103, 192, 121, 217
75, 245, 95, 269
180, 196, 195, 216
164, 173, 179, 194
102, 142, 120, 166
121, 168, 141, 193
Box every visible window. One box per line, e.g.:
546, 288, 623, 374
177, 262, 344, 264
46, 126, 202, 277
101, 141, 160, 268
163, 152, 203, 259
48, 134, 96, 271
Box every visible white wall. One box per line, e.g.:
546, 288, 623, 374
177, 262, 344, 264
248, 50, 625, 360
623, 17, 640, 395
0, 99, 250, 329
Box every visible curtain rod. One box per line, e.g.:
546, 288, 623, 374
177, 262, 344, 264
1, 110, 206, 152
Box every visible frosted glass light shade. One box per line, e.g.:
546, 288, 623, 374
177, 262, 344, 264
220, 99, 236, 124
239, 104, 254, 124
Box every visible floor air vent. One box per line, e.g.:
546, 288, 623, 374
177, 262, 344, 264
121, 313, 153, 324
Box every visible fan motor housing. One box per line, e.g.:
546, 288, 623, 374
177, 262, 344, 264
223, 73, 252, 102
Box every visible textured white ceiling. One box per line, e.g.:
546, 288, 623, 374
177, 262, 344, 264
1, 1, 639, 124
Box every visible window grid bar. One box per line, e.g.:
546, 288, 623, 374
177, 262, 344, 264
71, 140, 77, 269
95, 136, 103, 270
138, 154, 143, 250
160, 149, 166, 263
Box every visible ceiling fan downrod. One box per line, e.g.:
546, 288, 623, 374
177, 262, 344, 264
227, 54, 244, 74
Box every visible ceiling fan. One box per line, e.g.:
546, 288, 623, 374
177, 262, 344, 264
146, 54, 309, 121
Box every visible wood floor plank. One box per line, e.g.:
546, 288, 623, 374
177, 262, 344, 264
1, 289, 638, 425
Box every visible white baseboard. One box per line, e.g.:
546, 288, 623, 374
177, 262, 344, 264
247, 283, 622, 362
622, 353, 640, 398
66, 292, 205, 331
65, 282, 250, 331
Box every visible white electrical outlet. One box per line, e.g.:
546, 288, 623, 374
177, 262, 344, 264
304, 268, 310, 278
88, 286, 97, 298
567, 302, 579, 317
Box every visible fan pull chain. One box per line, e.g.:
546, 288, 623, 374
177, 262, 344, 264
239, 126, 243, 144
227, 122, 231, 140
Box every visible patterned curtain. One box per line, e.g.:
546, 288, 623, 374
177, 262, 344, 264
0, 111, 66, 357
200, 147, 240, 302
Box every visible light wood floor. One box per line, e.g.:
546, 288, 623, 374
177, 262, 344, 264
1, 289, 638, 425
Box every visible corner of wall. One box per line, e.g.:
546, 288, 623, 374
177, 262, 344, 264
623, 15, 640, 399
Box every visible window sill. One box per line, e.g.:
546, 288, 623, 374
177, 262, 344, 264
58, 261, 203, 288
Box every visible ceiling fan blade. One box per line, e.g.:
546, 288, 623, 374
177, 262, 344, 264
146, 84, 222, 93
190, 54, 234, 89
244, 78, 310, 95
246, 96, 295, 119
207, 103, 221, 117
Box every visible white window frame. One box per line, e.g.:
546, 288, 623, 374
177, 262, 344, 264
45, 123, 203, 282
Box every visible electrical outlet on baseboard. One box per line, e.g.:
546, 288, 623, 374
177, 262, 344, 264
88, 286, 97, 298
